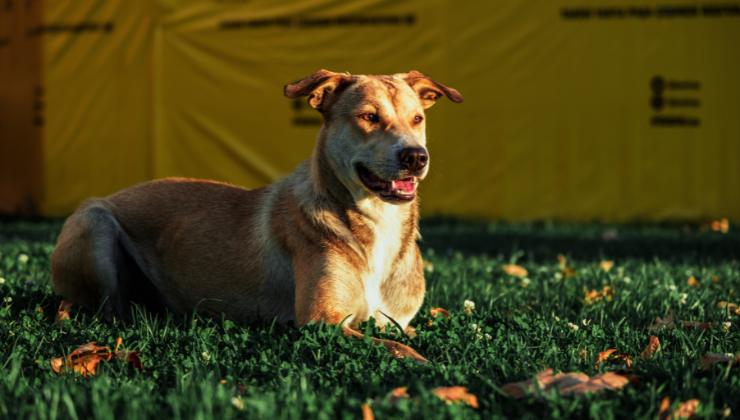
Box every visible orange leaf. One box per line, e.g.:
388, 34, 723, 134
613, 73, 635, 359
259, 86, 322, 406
717, 301, 740, 316
502, 369, 629, 398
55, 300, 73, 322
640, 336, 661, 359
388, 386, 410, 403
50, 340, 141, 376
710, 218, 729, 233
595, 349, 618, 367
502, 264, 528, 278
432, 386, 479, 408
599, 260, 614, 272
681, 321, 713, 331
558, 255, 576, 277
700, 353, 740, 370
659, 396, 671, 420
361, 403, 374, 420
687, 276, 699, 287
584, 286, 613, 305
429, 308, 450, 318
672, 399, 699, 419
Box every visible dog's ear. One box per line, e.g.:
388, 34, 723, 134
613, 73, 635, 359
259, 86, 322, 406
400, 70, 463, 109
284, 69, 354, 113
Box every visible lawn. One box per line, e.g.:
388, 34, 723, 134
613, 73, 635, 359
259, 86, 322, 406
0, 218, 738, 419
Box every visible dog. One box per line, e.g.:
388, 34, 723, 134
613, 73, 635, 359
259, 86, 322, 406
51, 69, 462, 362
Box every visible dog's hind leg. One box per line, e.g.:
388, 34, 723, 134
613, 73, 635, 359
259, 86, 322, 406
52, 201, 145, 321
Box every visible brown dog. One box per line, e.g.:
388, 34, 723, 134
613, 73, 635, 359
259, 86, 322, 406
51, 70, 462, 362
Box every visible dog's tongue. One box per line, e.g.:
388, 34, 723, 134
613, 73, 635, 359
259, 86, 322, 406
391, 178, 417, 193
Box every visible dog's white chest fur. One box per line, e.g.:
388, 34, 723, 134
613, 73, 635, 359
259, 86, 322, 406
360, 203, 403, 325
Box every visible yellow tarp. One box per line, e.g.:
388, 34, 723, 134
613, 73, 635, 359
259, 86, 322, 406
2, 0, 739, 221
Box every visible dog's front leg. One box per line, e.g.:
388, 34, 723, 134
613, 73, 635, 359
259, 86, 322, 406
292, 254, 428, 363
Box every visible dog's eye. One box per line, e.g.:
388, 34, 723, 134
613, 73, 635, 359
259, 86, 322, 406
413, 115, 424, 124
359, 113, 380, 123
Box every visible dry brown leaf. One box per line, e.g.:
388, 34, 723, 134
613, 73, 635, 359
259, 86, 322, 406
430, 308, 450, 318
710, 218, 729, 233
700, 353, 740, 370
673, 399, 700, 419
55, 300, 73, 322
717, 301, 740, 316
388, 387, 410, 403
687, 276, 699, 287
50, 339, 142, 376
361, 403, 374, 420
681, 321, 713, 331
640, 336, 661, 359
432, 386, 479, 408
584, 286, 613, 305
599, 260, 614, 272
503, 264, 528, 278
595, 349, 618, 367
502, 369, 629, 398
558, 255, 577, 278
659, 396, 671, 420
648, 314, 676, 331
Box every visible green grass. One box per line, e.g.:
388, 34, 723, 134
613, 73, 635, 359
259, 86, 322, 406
0, 218, 738, 419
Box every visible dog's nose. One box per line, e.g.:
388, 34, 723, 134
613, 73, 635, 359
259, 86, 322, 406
399, 147, 429, 172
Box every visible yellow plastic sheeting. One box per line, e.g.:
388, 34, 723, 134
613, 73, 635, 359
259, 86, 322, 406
0, 1, 42, 214
156, 0, 740, 221
39, 1, 160, 214
3, 0, 739, 221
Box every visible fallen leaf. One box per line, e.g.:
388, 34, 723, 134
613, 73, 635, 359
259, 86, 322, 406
700, 353, 740, 370
717, 301, 740, 316
50, 339, 142, 376
432, 386, 479, 408
430, 307, 450, 318
599, 260, 614, 272
584, 286, 613, 305
687, 276, 699, 287
659, 396, 671, 420
503, 264, 528, 278
710, 218, 729, 233
595, 349, 618, 367
681, 321, 713, 331
640, 336, 661, 359
55, 300, 73, 322
361, 403, 374, 420
502, 369, 629, 398
673, 399, 700, 419
558, 255, 576, 278
648, 314, 676, 331
388, 387, 410, 403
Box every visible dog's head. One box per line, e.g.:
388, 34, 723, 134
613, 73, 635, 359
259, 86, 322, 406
285, 70, 462, 204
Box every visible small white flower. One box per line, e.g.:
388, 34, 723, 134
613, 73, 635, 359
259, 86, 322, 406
581, 319, 592, 327
3, 296, 12, 304
567, 322, 579, 331
463, 299, 475, 315
722, 321, 731, 332
554, 272, 563, 280
520, 278, 531, 288
470, 323, 480, 333
0, 277, 5, 285
668, 284, 677, 292
231, 396, 245, 411
678, 293, 688, 305
554, 315, 561, 322
201, 351, 211, 363
622, 277, 632, 284
17, 254, 29, 264
484, 333, 493, 341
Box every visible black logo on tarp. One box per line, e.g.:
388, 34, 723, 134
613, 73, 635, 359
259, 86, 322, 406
650, 75, 701, 127
291, 99, 322, 126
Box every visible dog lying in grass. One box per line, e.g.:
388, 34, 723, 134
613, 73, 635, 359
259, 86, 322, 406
51, 69, 462, 362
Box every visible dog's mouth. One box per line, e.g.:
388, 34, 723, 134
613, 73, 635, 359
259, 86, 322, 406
355, 163, 418, 202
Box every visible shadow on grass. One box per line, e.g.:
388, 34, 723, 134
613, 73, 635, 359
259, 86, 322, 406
420, 217, 740, 263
